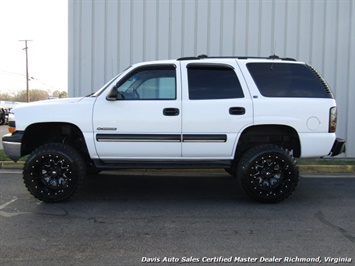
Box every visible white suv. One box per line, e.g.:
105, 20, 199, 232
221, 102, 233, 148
2, 55, 346, 203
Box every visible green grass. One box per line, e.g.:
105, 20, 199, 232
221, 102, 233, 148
0, 150, 10, 161
0, 150, 27, 161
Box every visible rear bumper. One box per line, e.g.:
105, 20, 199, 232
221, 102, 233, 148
329, 138, 346, 157
2, 131, 24, 162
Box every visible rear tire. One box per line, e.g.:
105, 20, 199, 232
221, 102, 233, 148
237, 144, 299, 203
23, 143, 86, 202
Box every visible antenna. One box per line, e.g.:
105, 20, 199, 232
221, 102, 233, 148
273, 41, 277, 57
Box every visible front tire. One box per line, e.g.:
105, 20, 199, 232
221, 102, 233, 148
237, 144, 299, 203
23, 143, 86, 202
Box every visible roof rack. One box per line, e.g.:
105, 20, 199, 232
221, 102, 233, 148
177, 54, 296, 61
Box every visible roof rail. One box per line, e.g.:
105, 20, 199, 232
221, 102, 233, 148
177, 55, 207, 61
177, 54, 296, 61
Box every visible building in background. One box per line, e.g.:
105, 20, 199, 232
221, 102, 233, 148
69, 0, 354, 157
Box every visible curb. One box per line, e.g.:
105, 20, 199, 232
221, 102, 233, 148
0, 161, 354, 173
299, 164, 355, 173
0, 161, 24, 169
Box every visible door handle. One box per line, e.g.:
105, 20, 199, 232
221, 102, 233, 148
229, 107, 245, 115
163, 108, 180, 116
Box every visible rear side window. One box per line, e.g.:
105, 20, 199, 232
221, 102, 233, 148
187, 64, 244, 100
247, 63, 333, 98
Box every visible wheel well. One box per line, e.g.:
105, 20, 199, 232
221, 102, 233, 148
236, 125, 301, 159
21, 123, 89, 159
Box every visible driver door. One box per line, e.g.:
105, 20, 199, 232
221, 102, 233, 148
93, 63, 182, 159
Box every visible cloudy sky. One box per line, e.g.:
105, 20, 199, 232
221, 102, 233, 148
0, 0, 67, 94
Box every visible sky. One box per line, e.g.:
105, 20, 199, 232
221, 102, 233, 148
0, 0, 68, 95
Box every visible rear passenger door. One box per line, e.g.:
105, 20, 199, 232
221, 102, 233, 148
180, 61, 253, 158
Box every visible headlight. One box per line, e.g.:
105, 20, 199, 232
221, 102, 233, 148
8, 112, 16, 133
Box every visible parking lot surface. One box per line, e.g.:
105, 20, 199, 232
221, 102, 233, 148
0, 125, 8, 150
0, 169, 354, 265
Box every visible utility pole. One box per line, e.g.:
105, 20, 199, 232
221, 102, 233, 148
19, 40, 32, 102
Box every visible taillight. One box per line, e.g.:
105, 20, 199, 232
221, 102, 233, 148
329, 107, 337, 133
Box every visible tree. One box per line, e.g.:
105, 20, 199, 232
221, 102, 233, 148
0, 92, 12, 101
29, 89, 50, 101
0, 89, 68, 102
52, 90, 68, 98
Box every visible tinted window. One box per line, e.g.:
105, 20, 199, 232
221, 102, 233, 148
116, 65, 176, 100
187, 65, 244, 100
247, 63, 333, 98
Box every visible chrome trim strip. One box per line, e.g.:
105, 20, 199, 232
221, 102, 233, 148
182, 134, 227, 143
97, 139, 181, 143
96, 134, 181, 143
96, 134, 227, 143
182, 139, 226, 143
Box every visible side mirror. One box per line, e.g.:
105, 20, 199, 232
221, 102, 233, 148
106, 89, 118, 101
106, 88, 125, 101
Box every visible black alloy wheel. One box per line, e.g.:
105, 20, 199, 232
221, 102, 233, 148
23, 143, 86, 202
237, 144, 299, 203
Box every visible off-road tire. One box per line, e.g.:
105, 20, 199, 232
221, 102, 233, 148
23, 143, 86, 202
237, 144, 299, 203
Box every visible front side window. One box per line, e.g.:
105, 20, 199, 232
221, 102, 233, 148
187, 64, 244, 100
247, 63, 333, 98
115, 65, 176, 100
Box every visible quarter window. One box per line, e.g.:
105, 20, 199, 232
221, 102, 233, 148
247, 63, 333, 98
187, 65, 244, 100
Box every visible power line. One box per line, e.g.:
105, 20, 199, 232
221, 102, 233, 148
0, 70, 61, 92
0, 70, 26, 77
30, 77, 60, 91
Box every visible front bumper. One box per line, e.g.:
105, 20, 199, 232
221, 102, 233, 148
2, 131, 24, 162
329, 138, 346, 157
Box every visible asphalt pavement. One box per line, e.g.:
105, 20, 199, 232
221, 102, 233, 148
0, 169, 354, 266
0, 125, 7, 150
